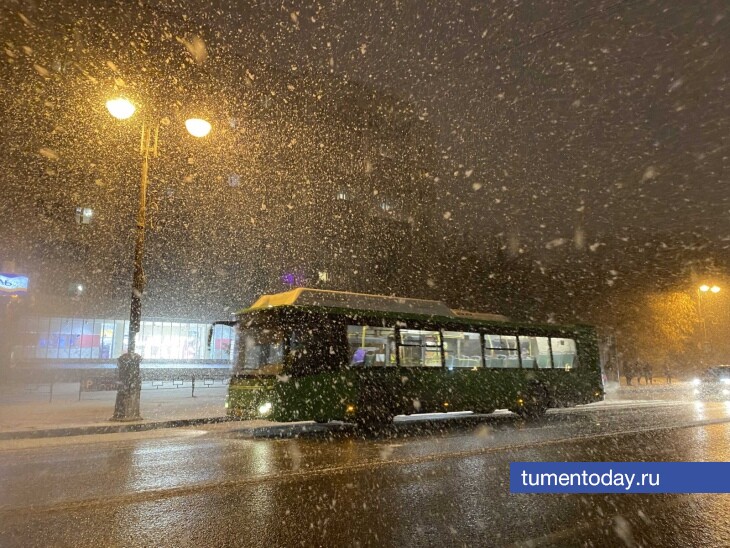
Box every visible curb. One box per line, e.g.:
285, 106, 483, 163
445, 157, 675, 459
235, 422, 354, 439
0, 416, 233, 441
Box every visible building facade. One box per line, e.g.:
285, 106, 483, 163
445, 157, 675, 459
0, 3, 443, 367
10, 316, 233, 363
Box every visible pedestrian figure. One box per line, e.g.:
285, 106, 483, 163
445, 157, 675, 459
646, 363, 653, 385
624, 361, 634, 386
664, 365, 672, 385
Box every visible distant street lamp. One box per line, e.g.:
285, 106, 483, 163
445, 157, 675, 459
697, 284, 721, 359
185, 118, 212, 138
106, 98, 136, 120
107, 97, 211, 421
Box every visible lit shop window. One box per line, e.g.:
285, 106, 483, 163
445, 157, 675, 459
75, 207, 93, 224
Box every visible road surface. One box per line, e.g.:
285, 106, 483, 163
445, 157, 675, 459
1, 398, 729, 547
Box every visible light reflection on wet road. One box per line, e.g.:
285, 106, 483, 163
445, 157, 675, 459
1, 400, 730, 547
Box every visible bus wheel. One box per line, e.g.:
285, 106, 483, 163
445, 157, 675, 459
513, 383, 549, 419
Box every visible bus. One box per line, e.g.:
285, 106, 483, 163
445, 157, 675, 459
223, 288, 604, 425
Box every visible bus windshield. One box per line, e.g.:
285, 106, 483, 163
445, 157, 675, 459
239, 327, 284, 375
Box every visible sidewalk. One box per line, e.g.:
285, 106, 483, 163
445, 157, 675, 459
0, 380, 697, 441
604, 379, 693, 402
0, 383, 232, 440
2, 362, 232, 384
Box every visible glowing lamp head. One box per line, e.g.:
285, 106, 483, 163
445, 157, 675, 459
700, 285, 710, 292
185, 118, 212, 138
711, 285, 721, 293
106, 98, 136, 120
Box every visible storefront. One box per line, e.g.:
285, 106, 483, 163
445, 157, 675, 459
12, 316, 234, 362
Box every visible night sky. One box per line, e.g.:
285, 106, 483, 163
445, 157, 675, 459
2, 0, 729, 318
196, 0, 729, 259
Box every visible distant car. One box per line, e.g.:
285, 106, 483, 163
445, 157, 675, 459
692, 366, 730, 400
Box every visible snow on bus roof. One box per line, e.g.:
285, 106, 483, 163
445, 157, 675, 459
245, 288, 508, 321
451, 309, 510, 322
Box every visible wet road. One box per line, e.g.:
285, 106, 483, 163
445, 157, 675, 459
2, 399, 730, 547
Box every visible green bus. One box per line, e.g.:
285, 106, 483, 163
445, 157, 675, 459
223, 288, 604, 425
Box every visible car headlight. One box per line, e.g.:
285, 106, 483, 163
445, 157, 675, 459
722, 379, 730, 385
692, 378, 701, 386
258, 402, 273, 416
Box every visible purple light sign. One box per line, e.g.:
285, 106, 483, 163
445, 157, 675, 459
280, 272, 305, 287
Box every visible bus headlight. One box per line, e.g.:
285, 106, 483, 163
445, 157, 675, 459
722, 379, 730, 385
258, 402, 273, 416
692, 378, 701, 386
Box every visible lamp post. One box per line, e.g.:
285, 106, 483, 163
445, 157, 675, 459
697, 284, 720, 361
106, 97, 211, 421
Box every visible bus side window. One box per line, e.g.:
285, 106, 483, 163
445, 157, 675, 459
550, 337, 577, 370
398, 329, 442, 367
442, 331, 481, 368
520, 336, 552, 369
347, 325, 395, 367
484, 335, 519, 368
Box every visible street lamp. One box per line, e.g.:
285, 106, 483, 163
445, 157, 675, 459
107, 97, 211, 421
697, 284, 720, 360
106, 97, 136, 120
185, 118, 212, 138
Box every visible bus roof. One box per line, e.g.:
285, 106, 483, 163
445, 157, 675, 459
243, 287, 509, 321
